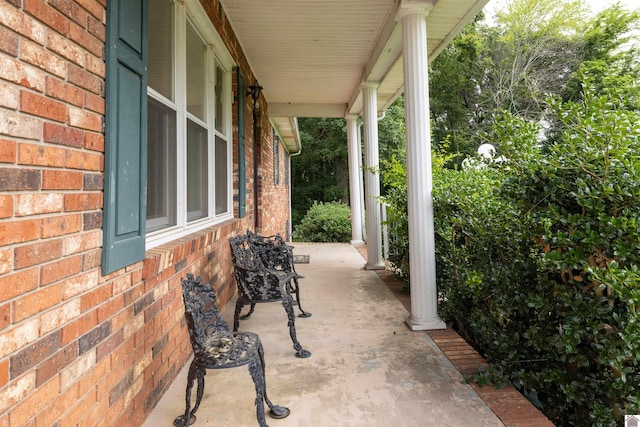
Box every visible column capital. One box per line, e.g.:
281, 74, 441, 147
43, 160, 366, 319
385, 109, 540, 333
396, 0, 434, 20
360, 81, 380, 90
345, 114, 359, 121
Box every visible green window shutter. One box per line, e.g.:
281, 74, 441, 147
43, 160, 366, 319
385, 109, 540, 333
237, 69, 246, 218
102, 0, 148, 274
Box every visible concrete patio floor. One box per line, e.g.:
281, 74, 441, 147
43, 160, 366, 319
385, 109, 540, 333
143, 243, 503, 427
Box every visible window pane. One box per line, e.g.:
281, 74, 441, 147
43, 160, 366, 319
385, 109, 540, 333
147, 97, 177, 231
186, 23, 206, 120
215, 64, 225, 134
148, 0, 173, 99
215, 135, 227, 214
187, 119, 208, 220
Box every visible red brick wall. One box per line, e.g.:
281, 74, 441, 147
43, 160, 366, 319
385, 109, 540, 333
0, 0, 291, 425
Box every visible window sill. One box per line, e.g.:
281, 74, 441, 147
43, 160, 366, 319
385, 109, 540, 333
142, 217, 238, 281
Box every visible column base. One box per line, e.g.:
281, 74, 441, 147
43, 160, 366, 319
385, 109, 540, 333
365, 262, 386, 270
350, 240, 365, 245
405, 314, 446, 331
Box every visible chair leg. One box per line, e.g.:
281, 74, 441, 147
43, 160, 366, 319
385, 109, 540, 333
193, 367, 206, 417
248, 358, 269, 427
281, 295, 311, 358
174, 361, 204, 427
257, 343, 290, 420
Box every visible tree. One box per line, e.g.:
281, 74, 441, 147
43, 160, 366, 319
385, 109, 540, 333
562, 4, 640, 106
429, 14, 486, 157
291, 118, 348, 226
485, 0, 587, 120
428, 0, 640, 156
291, 97, 407, 227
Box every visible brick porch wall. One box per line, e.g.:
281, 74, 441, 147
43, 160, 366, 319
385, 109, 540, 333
258, 128, 291, 237
0, 0, 287, 425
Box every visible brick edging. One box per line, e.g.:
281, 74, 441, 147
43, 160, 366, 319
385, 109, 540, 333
427, 329, 554, 427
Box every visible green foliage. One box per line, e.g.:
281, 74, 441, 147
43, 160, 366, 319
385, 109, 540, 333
563, 4, 640, 106
380, 151, 409, 285
292, 201, 352, 243
491, 80, 640, 426
378, 96, 407, 163
381, 148, 459, 287
429, 17, 485, 156
381, 78, 640, 425
291, 118, 349, 226
291, 97, 408, 228
291, 103, 408, 227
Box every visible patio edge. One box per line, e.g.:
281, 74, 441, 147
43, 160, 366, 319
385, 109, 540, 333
354, 244, 555, 427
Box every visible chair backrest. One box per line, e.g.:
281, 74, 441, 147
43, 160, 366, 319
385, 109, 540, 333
181, 273, 230, 356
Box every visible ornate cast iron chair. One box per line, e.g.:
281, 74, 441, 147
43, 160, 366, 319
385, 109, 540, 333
174, 273, 290, 427
229, 233, 311, 358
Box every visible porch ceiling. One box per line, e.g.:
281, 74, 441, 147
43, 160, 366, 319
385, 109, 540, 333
220, 0, 490, 153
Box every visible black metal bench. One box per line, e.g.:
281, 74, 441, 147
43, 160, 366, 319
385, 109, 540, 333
229, 231, 311, 358
175, 273, 290, 427
245, 230, 311, 319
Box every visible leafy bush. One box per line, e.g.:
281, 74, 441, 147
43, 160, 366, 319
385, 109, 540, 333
490, 81, 640, 426
292, 201, 352, 242
381, 152, 410, 286
381, 78, 640, 426
382, 150, 463, 289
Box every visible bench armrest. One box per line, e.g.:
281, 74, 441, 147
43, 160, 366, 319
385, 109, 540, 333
232, 264, 297, 301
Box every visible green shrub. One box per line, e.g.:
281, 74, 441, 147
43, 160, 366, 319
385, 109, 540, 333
381, 152, 410, 286
490, 81, 640, 426
292, 201, 352, 242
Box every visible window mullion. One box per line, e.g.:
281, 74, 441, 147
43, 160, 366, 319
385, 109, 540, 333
206, 44, 215, 219
175, 2, 188, 228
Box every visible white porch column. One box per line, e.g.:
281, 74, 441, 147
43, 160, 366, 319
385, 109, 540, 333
346, 115, 364, 245
362, 83, 384, 269
399, 2, 446, 330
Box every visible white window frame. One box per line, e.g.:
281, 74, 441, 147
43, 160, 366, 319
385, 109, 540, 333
146, 0, 235, 249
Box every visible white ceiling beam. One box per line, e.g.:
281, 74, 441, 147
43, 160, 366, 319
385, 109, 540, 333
269, 103, 347, 118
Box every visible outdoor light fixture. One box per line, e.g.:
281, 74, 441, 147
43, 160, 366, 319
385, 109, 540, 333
247, 84, 263, 108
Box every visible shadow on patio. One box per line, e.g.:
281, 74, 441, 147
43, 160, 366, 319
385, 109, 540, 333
144, 243, 503, 426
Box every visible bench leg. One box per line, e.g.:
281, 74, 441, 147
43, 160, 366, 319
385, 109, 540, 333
281, 295, 311, 358
241, 303, 257, 320
233, 299, 245, 332
290, 278, 311, 318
